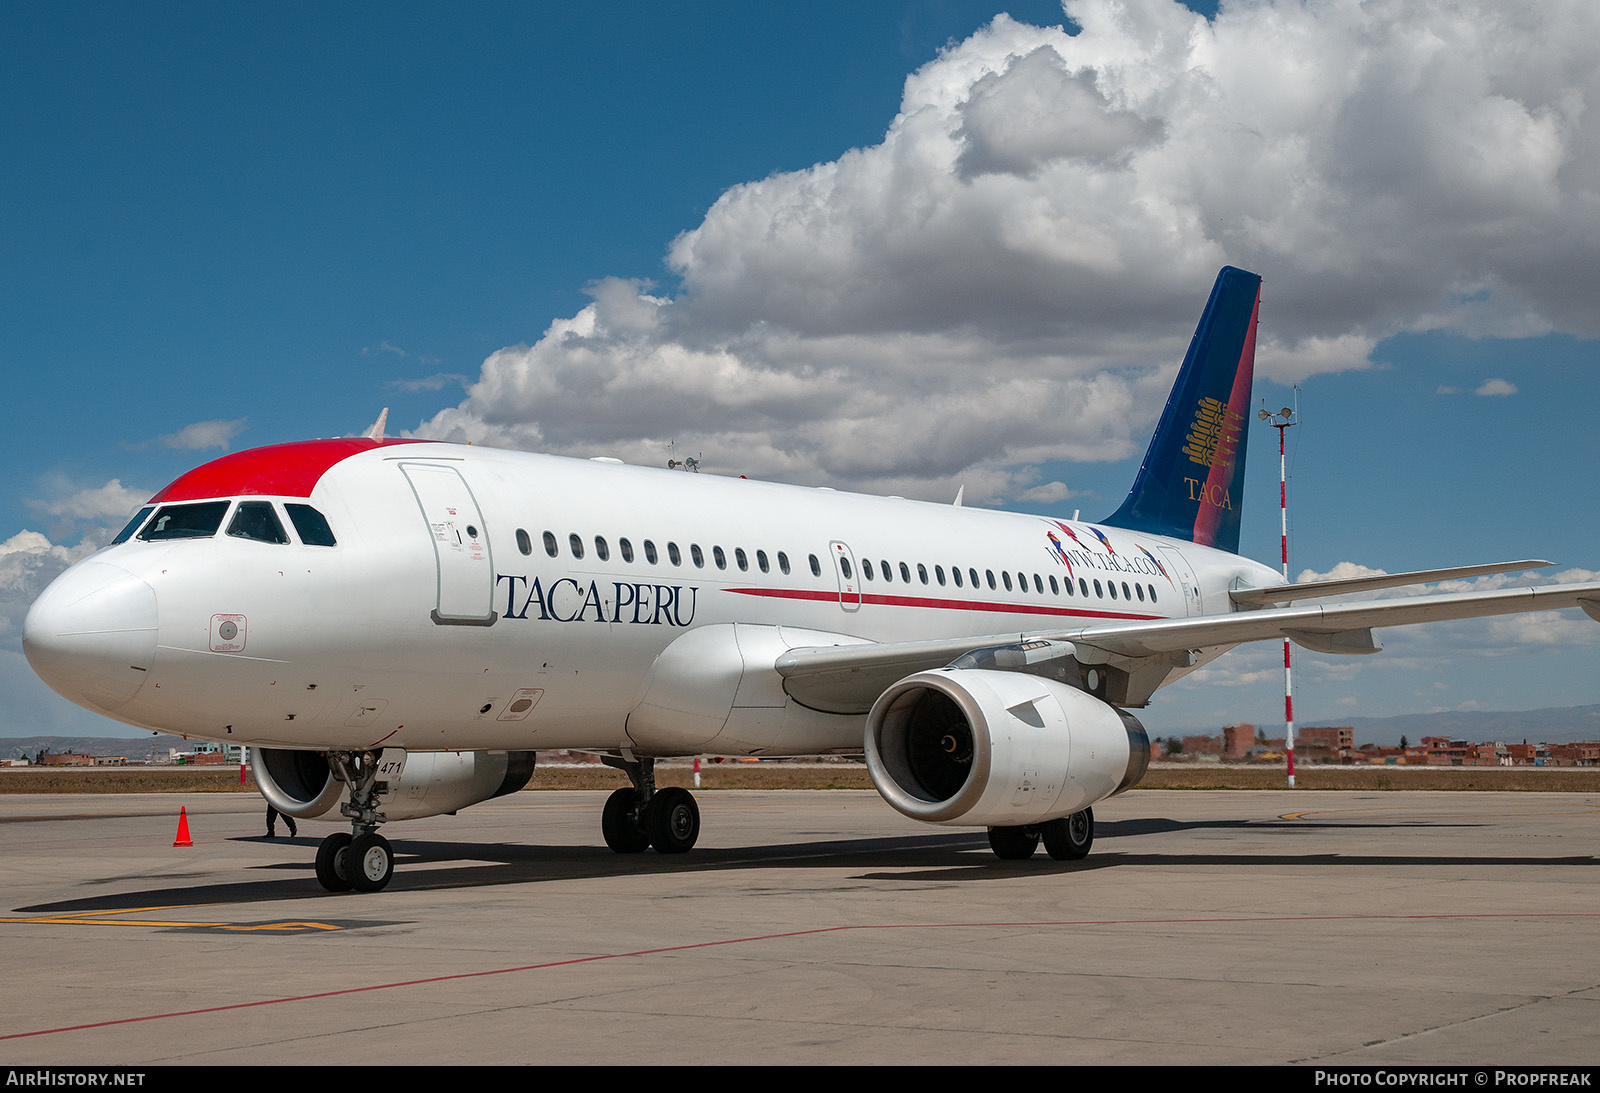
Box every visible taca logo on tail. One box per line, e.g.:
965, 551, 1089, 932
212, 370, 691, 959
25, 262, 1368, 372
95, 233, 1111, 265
1103, 266, 1261, 554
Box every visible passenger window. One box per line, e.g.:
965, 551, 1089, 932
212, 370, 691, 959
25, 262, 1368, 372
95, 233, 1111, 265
1108, 581, 1118, 599
809, 554, 821, 577
778, 551, 790, 575
1149, 585, 1158, 603
899, 562, 911, 582
757, 549, 769, 573
595, 536, 610, 561
952, 567, 963, 588
861, 557, 874, 580
140, 501, 230, 541
735, 547, 747, 571
880, 560, 892, 582
986, 570, 996, 590
668, 542, 681, 566
1094, 580, 1103, 597
1017, 572, 1027, 592
917, 564, 928, 585
644, 539, 658, 564
1122, 581, 1132, 600
112, 506, 155, 545
713, 546, 726, 570
691, 544, 705, 568
228, 501, 289, 544
1135, 583, 1144, 601
1080, 578, 1089, 596
544, 531, 559, 558
569, 534, 584, 559
1002, 572, 1013, 592
935, 565, 945, 586
1034, 574, 1044, 594
285, 504, 337, 547
516, 529, 533, 556
840, 556, 853, 579
969, 568, 980, 589
620, 538, 634, 563
1049, 575, 1059, 594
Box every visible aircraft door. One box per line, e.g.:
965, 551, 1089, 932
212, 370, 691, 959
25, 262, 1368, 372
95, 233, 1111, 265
829, 540, 861, 612
399, 462, 497, 626
1157, 546, 1201, 616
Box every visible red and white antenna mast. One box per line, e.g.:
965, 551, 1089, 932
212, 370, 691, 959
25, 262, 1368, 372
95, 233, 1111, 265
1259, 394, 1299, 786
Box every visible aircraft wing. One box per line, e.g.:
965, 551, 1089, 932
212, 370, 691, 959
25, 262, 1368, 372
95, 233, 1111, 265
774, 581, 1600, 713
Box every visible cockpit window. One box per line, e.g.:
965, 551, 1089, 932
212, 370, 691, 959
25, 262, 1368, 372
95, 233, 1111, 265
285, 504, 338, 547
111, 506, 155, 545
139, 501, 230, 541
227, 501, 289, 544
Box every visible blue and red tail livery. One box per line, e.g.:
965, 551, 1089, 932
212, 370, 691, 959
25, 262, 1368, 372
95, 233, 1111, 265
1103, 266, 1261, 554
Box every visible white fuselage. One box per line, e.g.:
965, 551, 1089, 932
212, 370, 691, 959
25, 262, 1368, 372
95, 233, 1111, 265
28, 442, 1281, 756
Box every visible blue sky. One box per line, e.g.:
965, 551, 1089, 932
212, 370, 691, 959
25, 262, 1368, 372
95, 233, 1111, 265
5, 0, 1599, 740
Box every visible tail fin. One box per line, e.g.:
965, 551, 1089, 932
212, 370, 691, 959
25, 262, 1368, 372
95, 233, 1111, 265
1102, 266, 1261, 555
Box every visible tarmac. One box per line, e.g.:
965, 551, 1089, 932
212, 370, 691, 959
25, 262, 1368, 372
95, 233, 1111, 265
1, 787, 1597, 1066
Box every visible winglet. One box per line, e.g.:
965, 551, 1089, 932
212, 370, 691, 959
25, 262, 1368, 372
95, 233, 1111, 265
363, 407, 389, 441
1103, 267, 1261, 554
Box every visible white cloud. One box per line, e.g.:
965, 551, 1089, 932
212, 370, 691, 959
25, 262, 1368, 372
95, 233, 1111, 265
1014, 481, 1084, 504
1475, 378, 1518, 396
37, 480, 149, 522
156, 418, 248, 451
389, 373, 469, 393
1295, 561, 1390, 585
417, 0, 1600, 502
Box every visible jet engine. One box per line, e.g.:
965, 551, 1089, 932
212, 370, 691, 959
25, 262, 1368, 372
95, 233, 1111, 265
254, 747, 536, 822
864, 669, 1148, 828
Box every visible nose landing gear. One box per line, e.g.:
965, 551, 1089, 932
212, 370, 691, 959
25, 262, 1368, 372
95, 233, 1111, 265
313, 751, 396, 893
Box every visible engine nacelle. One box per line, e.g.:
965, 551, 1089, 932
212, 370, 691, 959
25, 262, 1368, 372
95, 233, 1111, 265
254, 748, 536, 822
864, 668, 1148, 828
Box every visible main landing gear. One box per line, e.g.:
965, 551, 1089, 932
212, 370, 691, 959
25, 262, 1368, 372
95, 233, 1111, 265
986, 807, 1094, 862
599, 755, 700, 855
313, 751, 396, 893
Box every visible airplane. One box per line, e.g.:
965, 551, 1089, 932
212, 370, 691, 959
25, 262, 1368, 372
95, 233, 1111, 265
23, 266, 1600, 894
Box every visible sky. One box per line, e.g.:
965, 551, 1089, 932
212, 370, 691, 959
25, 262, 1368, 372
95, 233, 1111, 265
5, 0, 1600, 740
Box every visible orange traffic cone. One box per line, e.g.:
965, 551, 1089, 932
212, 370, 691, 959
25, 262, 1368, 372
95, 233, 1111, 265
173, 807, 193, 847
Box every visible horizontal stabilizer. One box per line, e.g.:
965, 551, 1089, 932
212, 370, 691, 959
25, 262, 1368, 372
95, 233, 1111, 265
1229, 560, 1554, 606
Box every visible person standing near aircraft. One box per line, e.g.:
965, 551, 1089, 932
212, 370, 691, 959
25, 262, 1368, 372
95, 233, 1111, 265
266, 802, 297, 838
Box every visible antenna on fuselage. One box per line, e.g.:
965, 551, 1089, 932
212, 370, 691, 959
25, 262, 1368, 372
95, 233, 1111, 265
666, 439, 701, 472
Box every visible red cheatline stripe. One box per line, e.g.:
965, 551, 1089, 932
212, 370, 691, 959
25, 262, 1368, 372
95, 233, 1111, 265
7, 912, 1597, 1041
724, 586, 1159, 622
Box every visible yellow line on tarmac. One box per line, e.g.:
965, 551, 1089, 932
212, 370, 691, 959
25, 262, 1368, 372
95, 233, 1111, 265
0, 905, 338, 931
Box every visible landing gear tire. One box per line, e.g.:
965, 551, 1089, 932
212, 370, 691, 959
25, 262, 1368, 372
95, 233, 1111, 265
987, 824, 1040, 860
602, 787, 650, 853
1041, 807, 1094, 861
315, 832, 353, 892
348, 832, 394, 892
646, 787, 700, 854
